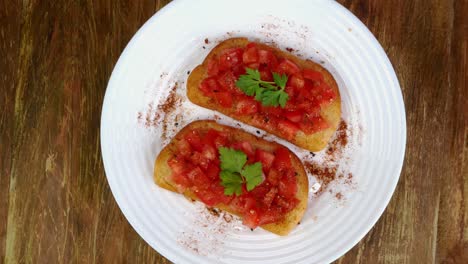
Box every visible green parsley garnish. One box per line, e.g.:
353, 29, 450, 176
235, 68, 289, 108
219, 147, 263, 196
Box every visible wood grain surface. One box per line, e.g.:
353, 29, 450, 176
0, 0, 466, 263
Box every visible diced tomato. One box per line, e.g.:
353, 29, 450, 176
203, 129, 227, 148
230, 195, 256, 214
303, 69, 324, 82
297, 79, 316, 100
259, 67, 273, 81
231, 141, 255, 161
219, 48, 243, 71
255, 149, 275, 172
195, 188, 221, 207
249, 184, 269, 198
175, 138, 192, 157
246, 42, 257, 49
311, 116, 330, 130
207, 59, 219, 76
185, 131, 203, 151
201, 144, 217, 161
171, 172, 191, 188
284, 110, 303, 123
235, 98, 258, 115
168, 157, 187, 175
277, 120, 300, 140
284, 85, 296, 99
278, 177, 297, 198
263, 187, 278, 207
205, 163, 220, 180
217, 71, 242, 94
246, 63, 260, 69
169, 160, 193, 187
267, 168, 281, 186
275, 196, 296, 212
242, 209, 260, 228
305, 105, 322, 117
294, 95, 321, 116
213, 132, 229, 148
273, 147, 292, 171
258, 49, 278, 68
243, 46, 259, 64
213, 91, 233, 108
243, 196, 257, 212
187, 167, 210, 186
262, 105, 283, 117
319, 85, 336, 103
258, 207, 283, 225
288, 74, 305, 89
199, 77, 221, 95
277, 59, 300, 75
209, 184, 233, 204
189, 152, 209, 170
231, 65, 247, 77
300, 116, 329, 134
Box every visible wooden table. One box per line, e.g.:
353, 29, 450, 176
1, 0, 466, 263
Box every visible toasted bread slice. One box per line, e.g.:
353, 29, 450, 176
187, 37, 341, 152
154, 120, 308, 235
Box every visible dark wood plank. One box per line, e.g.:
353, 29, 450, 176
0, 0, 22, 262
0, 0, 466, 263
1, 1, 171, 263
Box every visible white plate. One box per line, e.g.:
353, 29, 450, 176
101, 0, 406, 263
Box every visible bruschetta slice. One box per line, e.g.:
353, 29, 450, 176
187, 38, 341, 152
154, 120, 308, 235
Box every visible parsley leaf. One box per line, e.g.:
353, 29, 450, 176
235, 68, 289, 108
219, 147, 247, 172
241, 162, 263, 191
219, 147, 264, 196
278, 91, 289, 108
236, 68, 262, 96
220, 171, 243, 195
272, 72, 288, 89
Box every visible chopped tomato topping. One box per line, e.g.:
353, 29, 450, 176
284, 110, 303, 123
231, 141, 255, 161
259, 67, 273, 81
175, 138, 192, 158
258, 49, 278, 69
267, 169, 281, 186
273, 147, 292, 171
185, 131, 203, 151
217, 71, 239, 93
255, 149, 275, 172
199, 77, 221, 96
198, 42, 334, 140
203, 129, 228, 148
168, 128, 299, 229
288, 74, 305, 89
303, 69, 324, 82
243, 46, 259, 64
187, 167, 209, 187
207, 59, 220, 76
258, 207, 283, 225
277, 120, 300, 140
235, 98, 259, 115
213, 91, 233, 108
277, 59, 300, 75
300, 116, 330, 134
219, 48, 243, 71
205, 163, 220, 180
